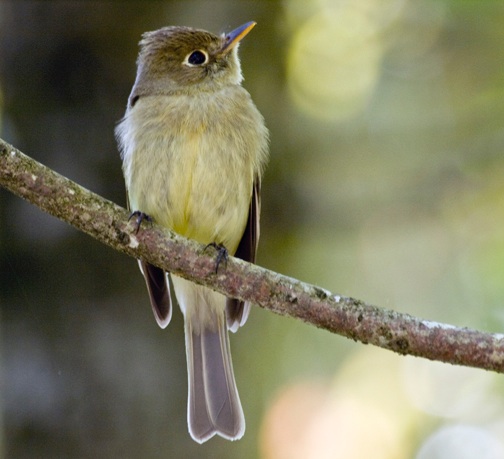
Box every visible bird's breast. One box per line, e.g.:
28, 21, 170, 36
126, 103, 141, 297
120, 89, 265, 253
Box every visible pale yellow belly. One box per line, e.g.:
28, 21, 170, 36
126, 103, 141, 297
128, 132, 252, 254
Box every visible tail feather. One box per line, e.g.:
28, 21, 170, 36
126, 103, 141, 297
185, 312, 245, 443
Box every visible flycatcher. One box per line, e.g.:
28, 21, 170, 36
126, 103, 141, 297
116, 22, 269, 443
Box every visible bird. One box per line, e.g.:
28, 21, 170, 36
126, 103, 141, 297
115, 21, 269, 443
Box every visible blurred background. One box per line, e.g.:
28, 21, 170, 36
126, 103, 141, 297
1, 1, 504, 458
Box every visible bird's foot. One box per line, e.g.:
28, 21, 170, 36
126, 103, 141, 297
128, 210, 153, 234
205, 242, 229, 273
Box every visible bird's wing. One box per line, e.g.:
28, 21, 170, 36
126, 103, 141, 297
126, 189, 172, 329
138, 259, 172, 329
226, 178, 261, 332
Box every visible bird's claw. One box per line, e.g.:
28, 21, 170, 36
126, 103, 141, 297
129, 210, 153, 234
205, 242, 229, 273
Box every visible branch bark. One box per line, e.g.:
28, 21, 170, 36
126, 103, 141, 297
1, 137, 503, 373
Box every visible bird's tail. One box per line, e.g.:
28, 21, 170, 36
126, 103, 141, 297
172, 276, 245, 443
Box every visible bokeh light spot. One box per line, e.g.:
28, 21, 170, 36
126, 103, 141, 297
286, 3, 386, 121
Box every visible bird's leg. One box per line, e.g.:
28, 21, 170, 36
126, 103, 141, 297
128, 210, 153, 234
205, 242, 229, 273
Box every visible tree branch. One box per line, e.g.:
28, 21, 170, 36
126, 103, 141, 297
1, 137, 503, 373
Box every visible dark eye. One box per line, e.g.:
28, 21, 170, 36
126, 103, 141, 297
187, 50, 207, 66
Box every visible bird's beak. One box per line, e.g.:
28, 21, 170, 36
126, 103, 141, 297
221, 21, 256, 54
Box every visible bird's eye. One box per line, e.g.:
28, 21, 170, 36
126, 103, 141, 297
186, 50, 208, 66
